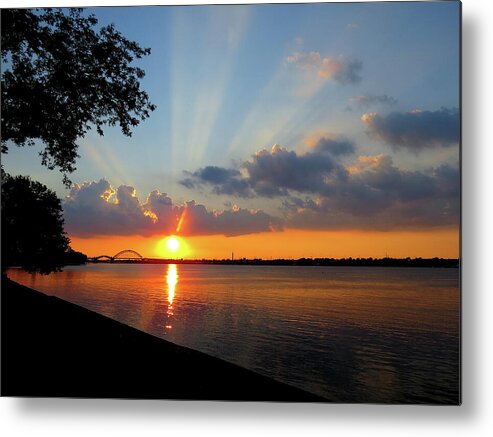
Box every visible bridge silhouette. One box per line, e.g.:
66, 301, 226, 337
90, 250, 145, 263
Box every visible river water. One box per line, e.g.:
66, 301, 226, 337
7, 264, 460, 403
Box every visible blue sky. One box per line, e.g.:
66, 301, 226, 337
3, 2, 460, 242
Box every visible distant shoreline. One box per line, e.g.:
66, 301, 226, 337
87, 257, 460, 268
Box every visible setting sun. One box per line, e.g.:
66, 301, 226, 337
166, 236, 180, 252
156, 235, 189, 259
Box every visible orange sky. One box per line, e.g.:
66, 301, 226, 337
69, 227, 459, 260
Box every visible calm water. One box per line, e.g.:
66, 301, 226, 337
7, 264, 460, 403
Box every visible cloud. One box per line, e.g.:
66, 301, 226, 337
283, 195, 458, 231
282, 158, 459, 230
362, 107, 459, 150
63, 179, 281, 238
180, 166, 252, 197
174, 201, 283, 237
62, 180, 154, 237
349, 94, 398, 109
311, 136, 356, 156
286, 51, 363, 84
191, 166, 241, 184
182, 144, 342, 198
181, 145, 459, 231
244, 144, 339, 196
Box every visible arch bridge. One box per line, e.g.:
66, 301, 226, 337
91, 250, 145, 263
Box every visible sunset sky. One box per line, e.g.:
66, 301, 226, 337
3, 2, 460, 259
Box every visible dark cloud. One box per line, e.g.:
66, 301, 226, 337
181, 144, 340, 198
244, 144, 337, 196
349, 94, 398, 109
284, 196, 459, 231
287, 155, 458, 230
282, 160, 459, 230
181, 145, 459, 231
362, 107, 459, 150
63, 179, 280, 238
193, 166, 241, 184
286, 51, 363, 85
433, 164, 460, 198
340, 155, 440, 209
180, 166, 252, 197
179, 177, 196, 189
312, 137, 356, 156
333, 58, 363, 85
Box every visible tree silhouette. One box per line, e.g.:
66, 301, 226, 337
1, 8, 156, 186
1, 172, 70, 274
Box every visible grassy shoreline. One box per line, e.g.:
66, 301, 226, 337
1, 276, 325, 401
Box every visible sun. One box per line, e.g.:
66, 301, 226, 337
166, 236, 180, 252
156, 235, 189, 259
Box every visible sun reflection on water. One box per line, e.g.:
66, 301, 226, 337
165, 264, 178, 329
167, 264, 178, 304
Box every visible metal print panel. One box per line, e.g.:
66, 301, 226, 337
1, 2, 461, 404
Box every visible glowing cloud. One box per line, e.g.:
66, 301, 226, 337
286, 51, 363, 84
63, 179, 280, 238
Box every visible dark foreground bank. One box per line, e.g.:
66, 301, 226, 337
1, 277, 325, 401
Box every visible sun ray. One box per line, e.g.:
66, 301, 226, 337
176, 205, 188, 233
186, 7, 251, 166
226, 61, 330, 155
80, 136, 132, 188
168, 7, 253, 169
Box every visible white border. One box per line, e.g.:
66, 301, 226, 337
2, 1, 493, 436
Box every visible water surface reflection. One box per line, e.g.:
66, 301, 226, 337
165, 264, 178, 329
6, 264, 459, 403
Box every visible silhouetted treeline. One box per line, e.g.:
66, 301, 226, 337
63, 249, 88, 266
94, 257, 459, 268
193, 257, 460, 268
1, 172, 88, 273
